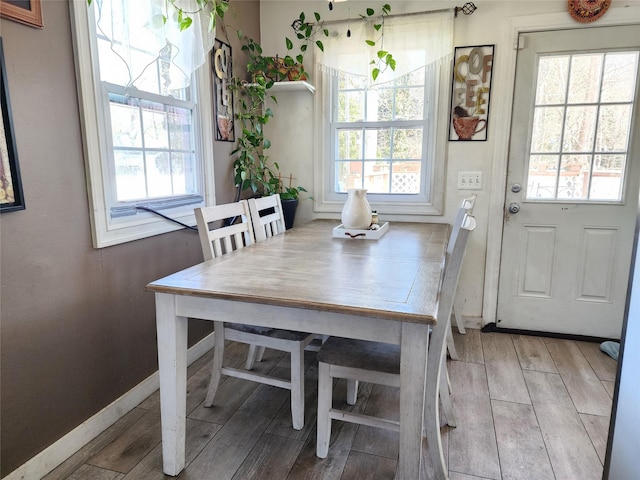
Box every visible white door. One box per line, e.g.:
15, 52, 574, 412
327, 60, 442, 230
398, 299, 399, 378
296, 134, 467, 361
497, 26, 640, 339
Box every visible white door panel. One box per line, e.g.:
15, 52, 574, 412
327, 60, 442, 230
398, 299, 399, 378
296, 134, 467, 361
518, 225, 556, 298
497, 25, 640, 338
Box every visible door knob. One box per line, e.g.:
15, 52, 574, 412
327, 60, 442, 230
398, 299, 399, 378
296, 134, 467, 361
508, 202, 520, 214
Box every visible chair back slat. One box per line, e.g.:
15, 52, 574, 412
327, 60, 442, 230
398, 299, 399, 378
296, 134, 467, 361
212, 238, 223, 258
262, 211, 282, 238
248, 195, 286, 242
233, 231, 248, 251
194, 200, 255, 261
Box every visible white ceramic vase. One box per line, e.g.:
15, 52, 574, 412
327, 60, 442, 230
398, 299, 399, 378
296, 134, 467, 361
341, 188, 372, 229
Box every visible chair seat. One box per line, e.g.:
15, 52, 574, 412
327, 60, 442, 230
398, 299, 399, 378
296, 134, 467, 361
317, 337, 400, 375
226, 323, 313, 342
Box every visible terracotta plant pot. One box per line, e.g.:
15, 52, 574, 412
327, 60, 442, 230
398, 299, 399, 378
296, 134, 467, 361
287, 65, 307, 81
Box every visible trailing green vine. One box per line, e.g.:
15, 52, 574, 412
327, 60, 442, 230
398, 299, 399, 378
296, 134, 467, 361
362, 4, 396, 81
86, 0, 229, 32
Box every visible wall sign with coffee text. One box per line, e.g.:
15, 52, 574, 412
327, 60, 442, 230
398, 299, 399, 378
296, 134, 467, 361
212, 39, 234, 142
449, 45, 494, 142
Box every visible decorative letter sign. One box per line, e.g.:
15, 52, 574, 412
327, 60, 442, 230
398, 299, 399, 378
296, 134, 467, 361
212, 39, 234, 142
449, 45, 494, 142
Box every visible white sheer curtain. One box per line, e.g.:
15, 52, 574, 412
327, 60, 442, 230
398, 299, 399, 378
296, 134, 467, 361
93, 0, 215, 92
317, 9, 454, 86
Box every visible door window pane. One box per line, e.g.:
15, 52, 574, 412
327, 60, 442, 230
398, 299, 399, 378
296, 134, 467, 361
559, 154, 590, 199
531, 107, 563, 152
567, 54, 602, 104
562, 106, 597, 152
602, 52, 640, 103
590, 154, 625, 200
535, 56, 569, 105
527, 51, 639, 201
596, 104, 632, 152
527, 155, 559, 199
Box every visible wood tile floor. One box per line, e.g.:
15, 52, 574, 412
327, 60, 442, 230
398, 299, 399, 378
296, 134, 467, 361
44, 330, 617, 480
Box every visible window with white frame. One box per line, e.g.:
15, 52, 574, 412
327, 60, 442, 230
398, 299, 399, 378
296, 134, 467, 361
70, 0, 215, 247
331, 67, 431, 200
315, 10, 453, 215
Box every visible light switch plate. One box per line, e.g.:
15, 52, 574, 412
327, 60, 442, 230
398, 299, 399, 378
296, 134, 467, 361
458, 171, 483, 190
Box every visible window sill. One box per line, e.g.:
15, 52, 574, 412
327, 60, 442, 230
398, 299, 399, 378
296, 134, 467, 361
314, 199, 442, 217
92, 205, 199, 248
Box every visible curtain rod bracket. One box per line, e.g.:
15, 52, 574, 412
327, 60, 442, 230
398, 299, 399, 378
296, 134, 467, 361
455, 2, 477, 17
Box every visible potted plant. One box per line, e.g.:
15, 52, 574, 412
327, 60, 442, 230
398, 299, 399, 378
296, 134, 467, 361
147, 3, 394, 227
228, 25, 319, 228
228, 5, 395, 228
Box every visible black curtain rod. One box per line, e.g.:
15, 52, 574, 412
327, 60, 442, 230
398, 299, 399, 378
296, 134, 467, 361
318, 2, 476, 26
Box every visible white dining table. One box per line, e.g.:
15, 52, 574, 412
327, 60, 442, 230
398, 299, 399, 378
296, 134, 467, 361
147, 219, 450, 479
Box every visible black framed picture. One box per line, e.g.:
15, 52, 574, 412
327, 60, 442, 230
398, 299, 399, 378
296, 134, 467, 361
212, 39, 234, 142
0, 38, 25, 212
448, 44, 495, 141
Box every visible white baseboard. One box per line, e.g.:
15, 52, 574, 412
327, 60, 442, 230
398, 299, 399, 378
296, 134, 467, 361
4, 332, 215, 480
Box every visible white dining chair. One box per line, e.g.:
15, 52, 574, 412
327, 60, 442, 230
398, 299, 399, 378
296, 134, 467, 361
194, 200, 316, 430
450, 195, 476, 335
247, 193, 286, 242
316, 214, 477, 463
446, 194, 476, 361
248, 194, 328, 356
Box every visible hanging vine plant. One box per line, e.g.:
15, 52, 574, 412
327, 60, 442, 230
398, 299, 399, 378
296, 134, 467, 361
227, 4, 397, 201
362, 4, 396, 80
86, 0, 230, 31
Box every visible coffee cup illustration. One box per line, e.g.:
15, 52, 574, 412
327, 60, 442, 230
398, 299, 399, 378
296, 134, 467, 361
217, 115, 232, 140
453, 116, 487, 140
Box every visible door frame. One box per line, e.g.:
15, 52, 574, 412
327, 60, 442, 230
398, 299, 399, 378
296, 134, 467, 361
484, 6, 640, 327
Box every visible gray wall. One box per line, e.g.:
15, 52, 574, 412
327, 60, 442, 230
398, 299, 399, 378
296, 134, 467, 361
0, 1, 259, 476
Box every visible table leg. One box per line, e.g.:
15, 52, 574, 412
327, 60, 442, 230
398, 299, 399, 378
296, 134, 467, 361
398, 322, 429, 479
156, 293, 188, 476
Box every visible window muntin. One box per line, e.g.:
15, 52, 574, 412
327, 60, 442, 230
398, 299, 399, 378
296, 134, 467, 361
526, 51, 639, 201
331, 68, 428, 198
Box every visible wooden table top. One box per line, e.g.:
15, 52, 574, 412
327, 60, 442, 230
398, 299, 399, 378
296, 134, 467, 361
147, 220, 449, 324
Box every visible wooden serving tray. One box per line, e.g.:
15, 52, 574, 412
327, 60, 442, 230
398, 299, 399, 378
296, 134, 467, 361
332, 222, 389, 240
